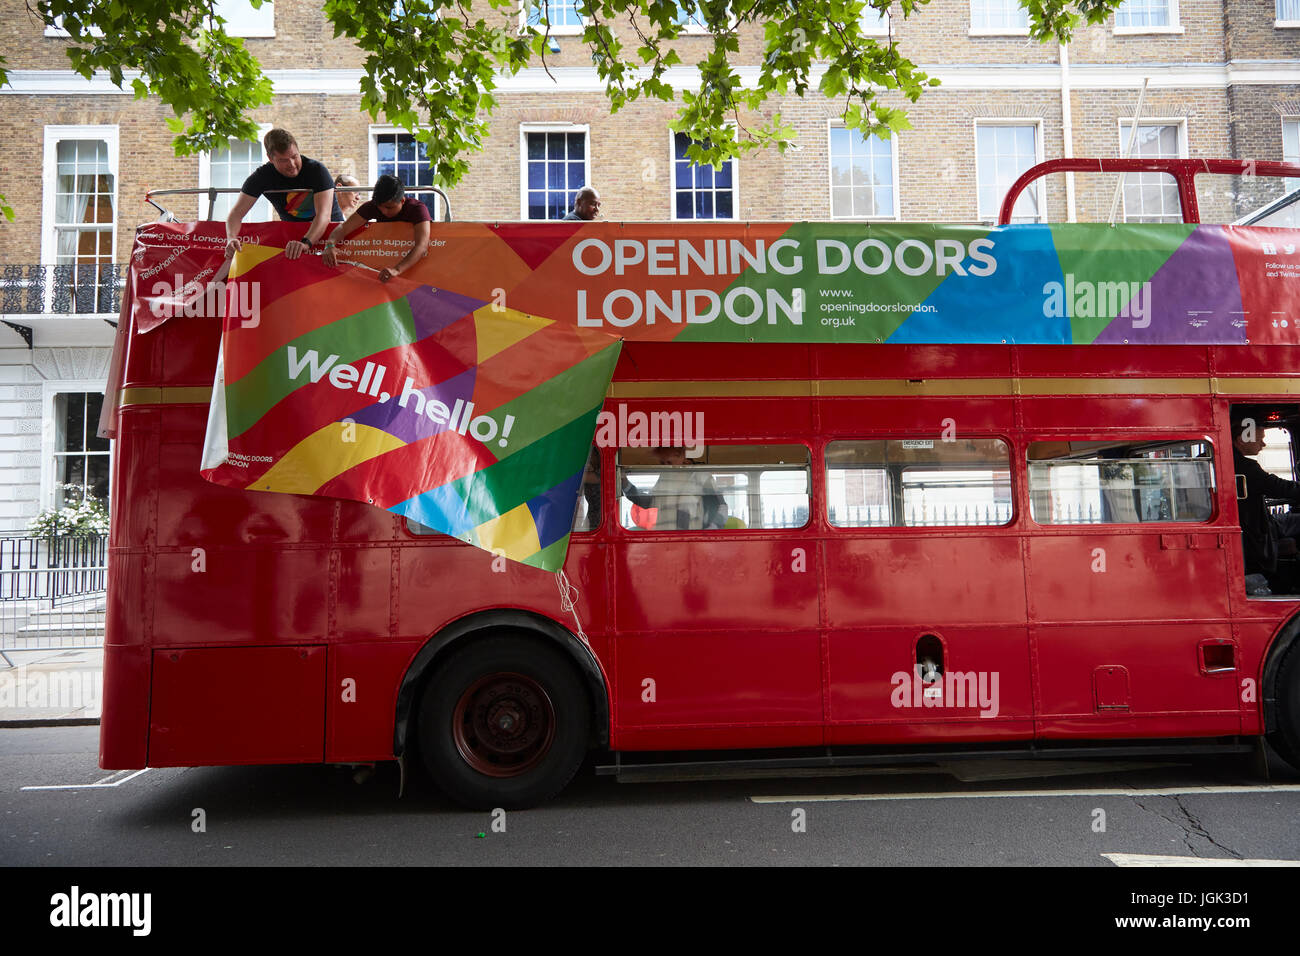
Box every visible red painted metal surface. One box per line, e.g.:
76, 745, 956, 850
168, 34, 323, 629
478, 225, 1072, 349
99, 273, 1300, 773
997, 158, 1300, 226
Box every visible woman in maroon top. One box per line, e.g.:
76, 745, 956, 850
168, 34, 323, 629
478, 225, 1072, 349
322, 174, 432, 282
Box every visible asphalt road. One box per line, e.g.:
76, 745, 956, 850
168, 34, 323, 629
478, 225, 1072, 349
2, 726, 1299, 867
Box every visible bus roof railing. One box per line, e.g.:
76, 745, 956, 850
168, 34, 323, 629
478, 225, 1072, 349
998, 158, 1300, 226
144, 185, 453, 223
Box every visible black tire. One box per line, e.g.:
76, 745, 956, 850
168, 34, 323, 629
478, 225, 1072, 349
417, 634, 589, 810
1268, 639, 1300, 772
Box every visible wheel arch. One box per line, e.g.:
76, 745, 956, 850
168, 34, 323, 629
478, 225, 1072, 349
393, 608, 611, 758
1261, 611, 1300, 733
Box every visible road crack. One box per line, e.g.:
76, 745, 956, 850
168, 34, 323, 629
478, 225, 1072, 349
1130, 796, 1242, 860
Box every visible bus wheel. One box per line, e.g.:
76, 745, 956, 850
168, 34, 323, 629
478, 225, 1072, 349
417, 635, 589, 809
1268, 641, 1300, 772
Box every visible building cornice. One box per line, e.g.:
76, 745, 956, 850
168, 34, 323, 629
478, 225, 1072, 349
2, 60, 1297, 96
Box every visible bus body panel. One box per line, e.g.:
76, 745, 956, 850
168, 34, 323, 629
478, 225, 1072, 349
101, 318, 1300, 770
148, 645, 327, 765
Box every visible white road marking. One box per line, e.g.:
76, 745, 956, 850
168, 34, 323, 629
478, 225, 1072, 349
750, 784, 1300, 803
1104, 853, 1300, 867
22, 768, 151, 791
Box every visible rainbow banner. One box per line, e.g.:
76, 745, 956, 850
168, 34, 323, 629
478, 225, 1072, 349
189, 224, 622, 572
118, 218, 1300, 567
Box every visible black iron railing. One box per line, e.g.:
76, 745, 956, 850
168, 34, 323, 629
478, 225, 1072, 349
0, 264, 124, 316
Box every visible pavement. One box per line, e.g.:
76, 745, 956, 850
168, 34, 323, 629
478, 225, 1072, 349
0, 646, 102, 725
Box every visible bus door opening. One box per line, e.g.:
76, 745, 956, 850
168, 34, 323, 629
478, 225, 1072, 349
1229, 404, 1300, 597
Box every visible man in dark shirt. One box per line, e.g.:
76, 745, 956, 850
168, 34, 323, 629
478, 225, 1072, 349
562, 186, 600, 221
1232, 413, 1300, 577
224, 128, 342, 262
322, 174, 432, 282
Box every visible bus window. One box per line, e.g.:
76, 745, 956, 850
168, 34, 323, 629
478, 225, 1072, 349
1027, 439, 1215, 525
618, 444, 810, 531
826, 438, 1013, 528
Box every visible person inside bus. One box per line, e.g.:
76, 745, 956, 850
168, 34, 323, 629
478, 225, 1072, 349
621, 446, 728, 531
562, 186, 601, 221
322, 174, 433, 282
1232, 413, 1300, 586
334, 174, 364, 218
224, 128, 343, 261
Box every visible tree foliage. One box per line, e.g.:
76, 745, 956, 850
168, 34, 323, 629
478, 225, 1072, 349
3, 0, 1125, 213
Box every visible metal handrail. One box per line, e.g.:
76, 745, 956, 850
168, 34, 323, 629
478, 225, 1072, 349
144, 185, 453, 223
997, 158, 1300, 226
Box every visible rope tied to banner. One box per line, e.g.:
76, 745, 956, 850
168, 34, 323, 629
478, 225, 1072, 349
555, 570, 589, 647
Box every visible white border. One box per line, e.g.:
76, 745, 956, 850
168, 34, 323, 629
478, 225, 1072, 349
669, 128, 739, 221
973, 118, 1044, 223
518, 0, 584, 36
197, 122, 273, 222
39, 380, 110, 511
1113, 0, 1181, 33
1115, 116, 1188, 222
826, 119, 901, 221
518, 122, 591, 220
41, 125, 119, 269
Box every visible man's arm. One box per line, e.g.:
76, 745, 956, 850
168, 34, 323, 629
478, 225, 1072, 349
321, 211, 366, 267
1251, 459, 1300, 502
378, 221, 432, 283
224, 192, 257, 257
285, 190, 336, 261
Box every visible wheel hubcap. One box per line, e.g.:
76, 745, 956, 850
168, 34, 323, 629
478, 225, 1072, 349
452, 672, 555, 777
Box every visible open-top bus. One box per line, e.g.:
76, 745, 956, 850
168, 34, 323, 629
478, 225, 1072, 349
99, 159, 1300, 808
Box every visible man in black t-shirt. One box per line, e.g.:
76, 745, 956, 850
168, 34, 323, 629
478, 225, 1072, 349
224, 128, 342, 262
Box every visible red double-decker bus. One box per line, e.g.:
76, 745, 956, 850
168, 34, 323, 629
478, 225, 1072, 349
99, 160, 1300, 808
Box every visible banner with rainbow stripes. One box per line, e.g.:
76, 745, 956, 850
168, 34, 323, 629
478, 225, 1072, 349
197, 228, 622, 572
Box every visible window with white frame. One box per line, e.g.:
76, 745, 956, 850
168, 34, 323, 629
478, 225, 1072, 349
1115, 0, 1176, 30
1285, 118, 1300, 166
44, 15, 104, 37
372, 129, 444, 220
970, 0, 1028, 32
674, 1, 709, 32
1278, 0, 1300, 25
829, 125, 896, 219
49, 391, 110, 510
861, 2, 890, 33
212, 0, 275, 37
201, 132, 274, 222
524, 0, 584, 32
43, 127, 118, 314
673, 132, 736, 219
522, 127, 589, 220
1119, 121, 1185, 223
975, 122, 1040, 222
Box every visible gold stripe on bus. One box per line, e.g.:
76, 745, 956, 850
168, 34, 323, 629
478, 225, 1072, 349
607, 378, 1220, 399
115, 377, 1300, 407
118, 387, 213, 407
1211, 377, 1300, 395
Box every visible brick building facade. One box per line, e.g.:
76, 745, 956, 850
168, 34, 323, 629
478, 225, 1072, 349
0, 0, 1295, 529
